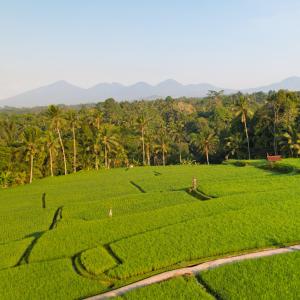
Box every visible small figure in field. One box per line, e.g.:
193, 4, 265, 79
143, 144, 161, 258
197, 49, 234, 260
192, 177, 197, 191
42, 193, 46, 209
109, 208, 113, 218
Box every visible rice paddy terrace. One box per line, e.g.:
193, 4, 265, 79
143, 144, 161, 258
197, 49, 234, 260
0, 160, 300, 299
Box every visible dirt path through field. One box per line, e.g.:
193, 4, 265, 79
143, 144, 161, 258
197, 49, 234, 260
85, 244, 300, 299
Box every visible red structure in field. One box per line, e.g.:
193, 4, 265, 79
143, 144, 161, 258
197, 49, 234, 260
266, 154, 282, 162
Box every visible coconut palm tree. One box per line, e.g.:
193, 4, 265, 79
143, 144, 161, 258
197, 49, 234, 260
0, 119, 19, 146
100, 125, 120, 169
268, 90, 298, 155
46, 105, 67, 175
154, 123, 169, 166
235, 95, 252, 160
42, 130, 59, 176
224, 134, 243, 160
191, 131, 218, 165
136, 114, 149, 165
21, 127, 40, 183
84, 107, 104, 170
93, 132, 102, 170
169, 120, 185, 164
279, 131, 300, 157
154, 142, 168, 166
89, 107, 103, 131
66, 109, 79, 173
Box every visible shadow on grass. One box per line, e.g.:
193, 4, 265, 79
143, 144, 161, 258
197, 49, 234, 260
196, 274, 224, 300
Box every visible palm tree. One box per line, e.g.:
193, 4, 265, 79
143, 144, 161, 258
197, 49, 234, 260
100, 125, 120, 169
145, 139, 151, 166
21, 127, 40, 183
42, 131, 59, 176
155, 123, 169, 166
109, 144, 127, 168
79, 121, 96, 170
136, 114, 149, 165
85, 107, 104, 170
279, 131, 300, 157
224, 134, 243, 160
191, 131, 218, 165
0, 119, 18, 146
66, 110, 79, 173
46, 105, 67, 175
161, 142, 168, 166
89, 107, 103, 131
235, 95, 252, 160
144, 122, 157, 166
268, 90, 298, 155
169, 120, 185, 163
93, 132, 102, 170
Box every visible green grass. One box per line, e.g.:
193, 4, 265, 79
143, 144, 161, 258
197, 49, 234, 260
0, 208, 55, 243
277, 158, 300, 169
0, 161, 300, 299
108, 194, 300, 279
29, 187, 292, 263
0, 259, 108, 300
0, 237, 34, 269
117, 276, 214, 300
200, 250, 300, 299
63, 191, 197, 221
199, 173, 300, 197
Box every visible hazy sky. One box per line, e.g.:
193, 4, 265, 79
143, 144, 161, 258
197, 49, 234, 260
1, 0, 300, 98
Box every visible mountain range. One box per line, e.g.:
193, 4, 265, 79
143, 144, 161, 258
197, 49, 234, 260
1, 77, 300, 108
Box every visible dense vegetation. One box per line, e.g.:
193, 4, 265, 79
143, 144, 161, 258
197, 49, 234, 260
0, 162, 299, 299
1, 89, 300, 187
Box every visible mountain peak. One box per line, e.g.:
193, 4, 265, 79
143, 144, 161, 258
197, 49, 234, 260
50, 80, 71, 86
1, 77, 300, 108
157, 79, 182, 86
49, 80, 82, 89
131, 81, 151, 87
280, 76, 300, 83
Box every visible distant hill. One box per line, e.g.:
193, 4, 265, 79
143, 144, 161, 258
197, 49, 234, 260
1, 77, 300, 108
244, 76, 300, 93
0, 81, 87, 108
0, 79, 227, 108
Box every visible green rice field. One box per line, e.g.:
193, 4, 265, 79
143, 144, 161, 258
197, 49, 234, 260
1, 160, 300, 299
118, 251, 300, 300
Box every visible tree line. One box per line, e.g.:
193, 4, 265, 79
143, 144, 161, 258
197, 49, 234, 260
0, 89, 299, 187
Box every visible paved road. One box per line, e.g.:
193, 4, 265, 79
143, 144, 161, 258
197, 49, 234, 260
85, 244, 300, 300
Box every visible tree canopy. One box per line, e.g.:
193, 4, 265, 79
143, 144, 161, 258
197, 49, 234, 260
1, 90, 300, 187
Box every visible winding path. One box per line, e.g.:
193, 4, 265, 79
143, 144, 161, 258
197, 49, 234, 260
85, 244, 300, 300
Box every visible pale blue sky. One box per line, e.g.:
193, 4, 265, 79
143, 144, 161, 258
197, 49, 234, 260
1, 0, 300, 98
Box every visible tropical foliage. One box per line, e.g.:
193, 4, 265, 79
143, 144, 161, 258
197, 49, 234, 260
1, 90, 300, 186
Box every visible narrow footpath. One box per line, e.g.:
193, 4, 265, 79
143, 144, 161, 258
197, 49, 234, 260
85, 244, 300, 300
